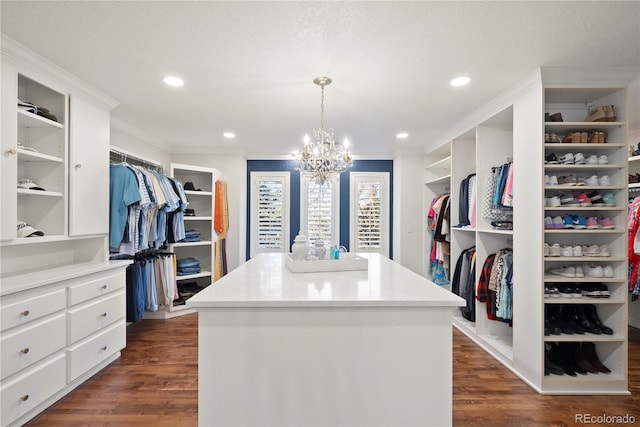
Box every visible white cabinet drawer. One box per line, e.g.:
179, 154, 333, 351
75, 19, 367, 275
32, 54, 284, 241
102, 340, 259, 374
67, 321, 125, 382
68, 271, 125, 306
1, 353, 66, 427
0, 289, 66, 332
1, 314, 66, 380
68, 290, 125, 343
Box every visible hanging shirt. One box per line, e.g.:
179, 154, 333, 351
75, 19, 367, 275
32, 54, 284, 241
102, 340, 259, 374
109, 164, 142, 249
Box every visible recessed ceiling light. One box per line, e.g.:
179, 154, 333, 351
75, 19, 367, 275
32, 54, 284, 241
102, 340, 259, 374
396, 132, 409, 139
163, 76, 184, 87
223, 132, 236, 139
450, 76, 471, 87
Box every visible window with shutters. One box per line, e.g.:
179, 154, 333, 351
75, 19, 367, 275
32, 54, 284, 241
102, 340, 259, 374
350, 172, 390, 256
300, 177, 339, 246
249, 172, 290, 257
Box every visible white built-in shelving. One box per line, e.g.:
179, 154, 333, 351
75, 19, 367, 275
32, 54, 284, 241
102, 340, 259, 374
426, 67, 636, 395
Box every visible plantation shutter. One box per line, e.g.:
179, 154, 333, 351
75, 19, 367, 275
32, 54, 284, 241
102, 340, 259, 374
355, 181, 382, 249
306, 180, 335, 245
250, 172, 290, 257
350, 172, 389, 256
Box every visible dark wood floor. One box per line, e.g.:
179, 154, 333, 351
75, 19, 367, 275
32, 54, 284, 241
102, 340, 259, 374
25, 313, 640, 426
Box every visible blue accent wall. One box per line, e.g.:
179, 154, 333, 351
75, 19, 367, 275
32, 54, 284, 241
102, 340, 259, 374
247, 159, 393, 261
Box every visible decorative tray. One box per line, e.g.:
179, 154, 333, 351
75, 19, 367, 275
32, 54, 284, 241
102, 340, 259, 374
285, 254, 368, 273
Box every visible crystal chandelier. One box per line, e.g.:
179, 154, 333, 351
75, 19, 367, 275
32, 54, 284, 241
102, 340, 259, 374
298, 76, 352, 184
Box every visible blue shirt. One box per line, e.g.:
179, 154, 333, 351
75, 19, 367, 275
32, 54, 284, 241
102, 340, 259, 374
109, 164, 142, 249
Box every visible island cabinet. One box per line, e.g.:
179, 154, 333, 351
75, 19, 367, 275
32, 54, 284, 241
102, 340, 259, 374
187, 252, 465, 427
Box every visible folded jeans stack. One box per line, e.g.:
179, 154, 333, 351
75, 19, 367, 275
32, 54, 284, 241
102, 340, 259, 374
177, 257, 201, 276
180, 229, 202, 243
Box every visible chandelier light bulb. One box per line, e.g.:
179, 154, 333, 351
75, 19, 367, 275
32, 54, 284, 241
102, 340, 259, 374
304, 134, 310, 145
343, 138, 350, 149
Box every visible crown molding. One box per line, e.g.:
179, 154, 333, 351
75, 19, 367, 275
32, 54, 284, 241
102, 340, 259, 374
1, 34, 119, 110
541, 66, 640, 88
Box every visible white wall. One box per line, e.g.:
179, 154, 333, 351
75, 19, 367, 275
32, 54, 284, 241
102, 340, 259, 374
110, 124, 171, 169
170, 152, 246, 272
393, 151, 425, 275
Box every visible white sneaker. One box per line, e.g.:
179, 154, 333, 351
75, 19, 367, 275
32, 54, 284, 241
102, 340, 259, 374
559, 153, 574, 164
560, 245, 573, 257
598, 175, 611, 186
553, 216, 564, 229
549, 243, 562, 257
546, 195, 561, 207
586, 155, 599, 165
573, 152, 586, 164
581, 175, 599, 186
584, 265, 604, 278
550, 266, 576, 277
572, 246, 583, 257
575, 265, 584, 277
547, 175, 559, 186
582, 245, 601, 257
598, 155, 608, 164
599, 244, 611, 257
544, 243, 550, 256
603, 266, 614, 278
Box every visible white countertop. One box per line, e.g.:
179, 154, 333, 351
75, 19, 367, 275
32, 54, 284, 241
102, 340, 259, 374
0, 260, 132, 296
187, 253, 465, 308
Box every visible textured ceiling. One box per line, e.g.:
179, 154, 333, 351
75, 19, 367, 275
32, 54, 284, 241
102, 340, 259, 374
2, 1, 639, 157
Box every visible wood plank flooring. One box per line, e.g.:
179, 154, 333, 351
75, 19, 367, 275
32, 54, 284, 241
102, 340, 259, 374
25, 313, 640, 426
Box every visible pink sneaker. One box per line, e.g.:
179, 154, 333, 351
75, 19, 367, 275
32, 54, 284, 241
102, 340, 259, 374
585, 216, 600, 229
598, 217, 615, 229
575, 192, 591, 206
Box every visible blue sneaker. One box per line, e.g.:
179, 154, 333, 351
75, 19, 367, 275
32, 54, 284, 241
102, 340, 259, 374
603, 193, 615, 207
563, 214, 575, 229
573, 215, 587, 229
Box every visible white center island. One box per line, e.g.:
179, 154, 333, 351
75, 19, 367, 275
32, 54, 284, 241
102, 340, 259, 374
187, 253, 465, 427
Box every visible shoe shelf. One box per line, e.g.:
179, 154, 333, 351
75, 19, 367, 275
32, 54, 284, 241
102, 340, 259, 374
544, 298, 626, 305
543, 256, 625, 262
543, 335, 625, 343
544, 121, 625, 133
545, 142, 626, 149
544, 164, 624, 171
544, 229, 621, 234
542, 85, 628, 392
543, 275, 625, 283
544, 207, 624, 211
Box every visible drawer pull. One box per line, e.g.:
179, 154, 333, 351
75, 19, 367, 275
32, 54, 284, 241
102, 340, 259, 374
7, 148, 17, 155
100, 284, 108, 290
101, 312, 107, 317
20, 310, 30, 317
101, 346, 108, 351
20, 348, 30, 354
20, 394, 29, 402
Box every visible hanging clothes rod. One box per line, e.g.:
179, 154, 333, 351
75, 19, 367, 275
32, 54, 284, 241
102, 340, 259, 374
110, 146, 163, 172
